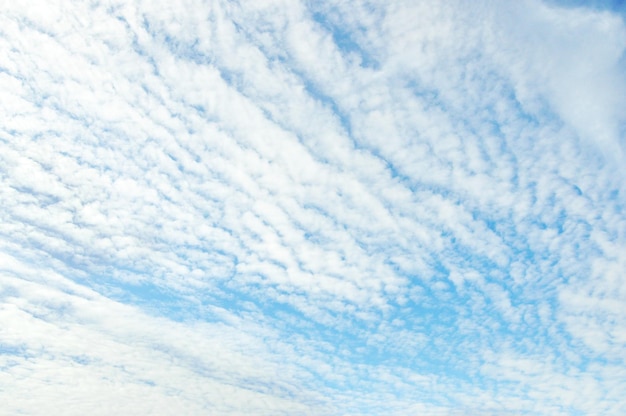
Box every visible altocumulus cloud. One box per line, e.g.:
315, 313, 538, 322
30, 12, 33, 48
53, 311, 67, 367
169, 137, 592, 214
1, 0, 626, 415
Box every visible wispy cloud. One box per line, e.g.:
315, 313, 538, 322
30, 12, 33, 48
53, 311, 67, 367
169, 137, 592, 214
1, 0, 625, 414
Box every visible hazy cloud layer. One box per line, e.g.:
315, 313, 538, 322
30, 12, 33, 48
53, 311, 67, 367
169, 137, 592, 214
1, 0, 625, 414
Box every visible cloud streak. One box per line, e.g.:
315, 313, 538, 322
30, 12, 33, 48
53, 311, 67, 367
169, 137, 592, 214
1, 0, 626, 414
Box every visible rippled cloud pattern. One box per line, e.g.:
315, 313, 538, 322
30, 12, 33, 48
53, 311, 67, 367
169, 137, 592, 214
1, 0, 626, 415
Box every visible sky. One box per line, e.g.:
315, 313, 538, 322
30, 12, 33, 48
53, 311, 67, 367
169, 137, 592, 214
1, 0, 626, 415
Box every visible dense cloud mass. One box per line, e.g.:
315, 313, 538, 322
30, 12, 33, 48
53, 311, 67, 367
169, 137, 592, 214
1, 0, 626, 415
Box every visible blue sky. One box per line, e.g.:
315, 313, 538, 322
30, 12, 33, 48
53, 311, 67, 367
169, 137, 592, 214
1, 0, 626, 415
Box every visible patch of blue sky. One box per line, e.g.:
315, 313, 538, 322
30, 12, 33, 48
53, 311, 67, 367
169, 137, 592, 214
546, 0, 626, 14
0, 344, 28, 358
86, 269, 291, 327
102, 279, 192, 315
287, 67, 355, 139
404, 81, 446, 117
309, 10, 380, 70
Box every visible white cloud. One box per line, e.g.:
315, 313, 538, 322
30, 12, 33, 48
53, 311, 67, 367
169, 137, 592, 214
1, 0, 626, 414
487, 0, 626, 161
